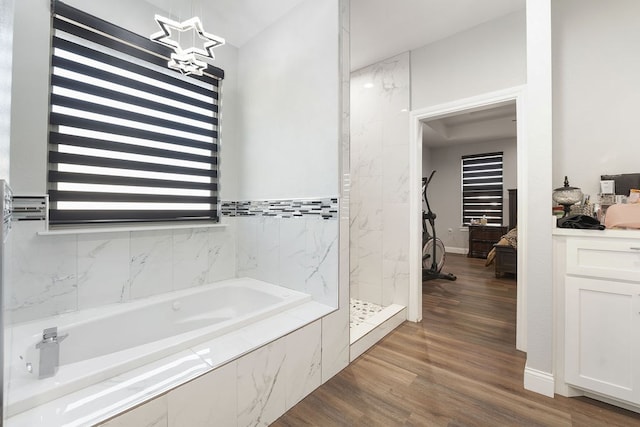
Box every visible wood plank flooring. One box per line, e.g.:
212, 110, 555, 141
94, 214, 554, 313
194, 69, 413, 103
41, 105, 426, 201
273, 254, 640, 426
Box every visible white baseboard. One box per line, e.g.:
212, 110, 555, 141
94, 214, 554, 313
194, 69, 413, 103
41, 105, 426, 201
445, 246, 468, 255
524, 366, 555, 397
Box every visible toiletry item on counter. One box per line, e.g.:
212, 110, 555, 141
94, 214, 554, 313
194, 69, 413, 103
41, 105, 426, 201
600, 180, 615, 194
604, 203, 640, 229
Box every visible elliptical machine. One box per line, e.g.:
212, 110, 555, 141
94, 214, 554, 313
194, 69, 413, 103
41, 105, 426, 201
422, 171, 456, 281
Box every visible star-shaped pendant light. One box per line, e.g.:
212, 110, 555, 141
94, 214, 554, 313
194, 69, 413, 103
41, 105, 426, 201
150, 14, 225, 76
168, 51, 207, 76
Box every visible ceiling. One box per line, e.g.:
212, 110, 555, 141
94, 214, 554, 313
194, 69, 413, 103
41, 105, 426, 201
144, 0, 306, 47
422, 102, 517, 148
142, 1, 523, 147
144, 1, 525, 67
350, 0, 525, 71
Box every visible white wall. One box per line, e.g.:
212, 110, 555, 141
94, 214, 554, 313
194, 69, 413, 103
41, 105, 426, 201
10, 0, 50, 194
0, 0, 13, 182
236, 0, 340, 201
350, 52, 410, 307
411, 10, 526, 110
426, 139, 517, 251
524, 0, 640, 393
552, 0, 640, 196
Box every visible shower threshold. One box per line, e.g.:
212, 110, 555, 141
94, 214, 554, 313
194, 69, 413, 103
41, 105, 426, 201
349, 299, 405, 361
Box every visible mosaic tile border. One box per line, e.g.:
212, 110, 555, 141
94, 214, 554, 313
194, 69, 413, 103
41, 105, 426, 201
221, 197, 338, 220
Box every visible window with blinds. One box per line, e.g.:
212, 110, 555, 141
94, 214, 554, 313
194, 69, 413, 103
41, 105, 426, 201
48, 1, 223, 225
461, 152, 504, 226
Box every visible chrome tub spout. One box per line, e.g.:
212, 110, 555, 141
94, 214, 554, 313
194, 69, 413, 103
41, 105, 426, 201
35, 327, 67, 379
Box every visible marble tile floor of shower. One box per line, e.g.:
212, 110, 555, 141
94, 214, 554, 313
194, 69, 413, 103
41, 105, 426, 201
350, 298, 384, 328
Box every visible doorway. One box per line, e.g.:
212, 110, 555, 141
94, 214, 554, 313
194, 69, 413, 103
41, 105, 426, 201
409, 86, 527, 351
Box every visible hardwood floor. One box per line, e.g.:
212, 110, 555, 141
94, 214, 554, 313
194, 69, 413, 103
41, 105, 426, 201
273, 254, 640, 426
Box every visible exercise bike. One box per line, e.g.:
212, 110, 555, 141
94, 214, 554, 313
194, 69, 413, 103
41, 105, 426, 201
422, 171, 456, 281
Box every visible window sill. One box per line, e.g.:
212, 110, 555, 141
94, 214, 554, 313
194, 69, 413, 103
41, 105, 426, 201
37, 222, 227, 236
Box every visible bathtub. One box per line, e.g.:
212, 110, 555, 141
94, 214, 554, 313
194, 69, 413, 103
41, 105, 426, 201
6, 278, 312, 417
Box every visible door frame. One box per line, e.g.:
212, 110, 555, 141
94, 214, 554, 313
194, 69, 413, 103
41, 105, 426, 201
408, 85, 527, 351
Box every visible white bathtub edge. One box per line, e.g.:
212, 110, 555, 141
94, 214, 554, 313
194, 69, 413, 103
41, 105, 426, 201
6, 301, 336, 427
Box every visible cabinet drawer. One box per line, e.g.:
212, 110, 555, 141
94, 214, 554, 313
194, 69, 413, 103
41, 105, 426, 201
566, 238, 640, 283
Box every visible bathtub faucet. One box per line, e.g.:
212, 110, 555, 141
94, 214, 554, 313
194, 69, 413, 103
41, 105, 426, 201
35, 327, 67, 379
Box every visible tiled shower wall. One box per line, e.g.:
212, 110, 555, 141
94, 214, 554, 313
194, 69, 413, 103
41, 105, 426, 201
350, 52, 411, 307
7, 200, 338, 324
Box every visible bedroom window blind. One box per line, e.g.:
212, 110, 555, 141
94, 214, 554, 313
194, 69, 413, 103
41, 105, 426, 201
48, 1, 223, 225
461, 152, 504, 226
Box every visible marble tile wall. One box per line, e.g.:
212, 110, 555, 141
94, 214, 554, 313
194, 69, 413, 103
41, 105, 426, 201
7, 218, 238, 324
7, 210, 339, 324
236, 216, 339, 308
350, 52, 411, 308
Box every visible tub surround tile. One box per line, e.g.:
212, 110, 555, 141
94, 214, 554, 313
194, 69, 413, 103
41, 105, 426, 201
305, 219, 339, 307
77, 232, 130, 309
8, 197, 338, 323
321, 306, 350, 383
208, 218, 236, 282
100, 395, 168, 427
236, 216, 258, 278
172, 228, 209, 291
278, 217, 307, 292
255, 217, 280, 284
167, 362, 237, 427
129, 230, 173, 300
8, 220, 77, 323
237, 215, 339, 309
236, 341, 287, 427
284, 321, 321, 408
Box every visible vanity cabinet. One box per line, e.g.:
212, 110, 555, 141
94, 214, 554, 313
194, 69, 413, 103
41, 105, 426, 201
562, 236, 640, 404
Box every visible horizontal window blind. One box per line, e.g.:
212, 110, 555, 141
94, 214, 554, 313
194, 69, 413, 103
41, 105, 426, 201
48, 1, 223, 225
461, 152, 503, 226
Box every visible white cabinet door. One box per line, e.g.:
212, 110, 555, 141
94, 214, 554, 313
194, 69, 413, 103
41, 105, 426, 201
565, 276, 640, 403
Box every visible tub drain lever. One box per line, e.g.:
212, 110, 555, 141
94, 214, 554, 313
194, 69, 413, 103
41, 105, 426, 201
35, 327, 67, 379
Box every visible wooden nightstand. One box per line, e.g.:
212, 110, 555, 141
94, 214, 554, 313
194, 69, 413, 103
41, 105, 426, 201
468, 225, 507, 259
